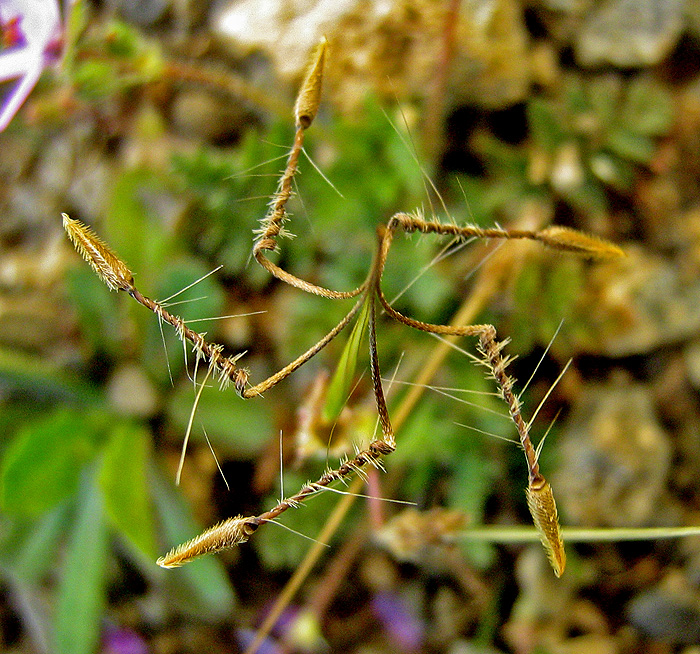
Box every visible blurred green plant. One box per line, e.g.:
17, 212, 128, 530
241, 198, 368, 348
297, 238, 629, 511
0, 164, 239, 654
456, 72, 673, 354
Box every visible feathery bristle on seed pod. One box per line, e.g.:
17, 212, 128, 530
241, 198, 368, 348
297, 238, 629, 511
294, 37, 328, 130
157, 516, 257, 568
526, 476, 566, 577
62, 213, 134, 292
538, 225, 625, 260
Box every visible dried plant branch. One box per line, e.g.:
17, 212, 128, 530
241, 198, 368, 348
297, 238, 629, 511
63, 37, 624, 579
253, 38, 367, 301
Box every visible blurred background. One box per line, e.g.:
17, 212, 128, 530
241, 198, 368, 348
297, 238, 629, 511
2, 0, 700, 652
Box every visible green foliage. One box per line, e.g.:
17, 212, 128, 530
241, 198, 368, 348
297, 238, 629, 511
72, 18, 164, 101
0, 505, 70, 583
54, 471, 108, 654
150, 472, 237, 619
322, 299, 370, 423
0, 405, 237, 636
1, 409, 102, 516
171, 124, 291, 284
255, 471, 354, 569
509, 257, 585, 353
2, 14, 644, 646
471, 72, 674, 225
449, 451, 498, 568
166, 377, 272, 457
104, 168, 173, 292
99, 422, 158, 562
65, 266, 124, 357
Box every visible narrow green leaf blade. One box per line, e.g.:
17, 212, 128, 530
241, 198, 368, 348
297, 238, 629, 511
322, 299, 370, 423
99, 422, 158, 562
54, 472, 108, 654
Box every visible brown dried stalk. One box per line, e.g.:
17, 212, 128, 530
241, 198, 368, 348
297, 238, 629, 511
64, 38, 621, 576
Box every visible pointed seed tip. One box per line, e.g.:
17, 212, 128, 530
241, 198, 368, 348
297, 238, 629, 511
62, 214, 135, 291
294, 36, 328, 129
526, 478, 566, 578
539, 225, 624, 260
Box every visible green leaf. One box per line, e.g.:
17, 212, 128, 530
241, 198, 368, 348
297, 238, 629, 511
99, 422, 158, 562
509, 262, 542, 353
392, 401, 457, 466
105, 168, 171, 293
322, 299, 370, 423
166, 379, 271, 457
5, 504, 70, 582
605, 128, 656, 164
527, 99, 565, 152
73, 60, 120, 100
541, 259, 585, 340
449, 447, 497, 569
150, 471, 236, 618
64, 266, 124, 356
1, 409, 100, 516
621, 77, 674, 137
0, 346, 100, 404
584, 76, 621, 129
62, 0, 91, 75
589, 151, 635, 190
54, 471, 108, 654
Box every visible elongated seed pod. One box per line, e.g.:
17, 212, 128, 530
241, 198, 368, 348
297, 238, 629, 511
62, 213, 134, 292
157, 516, 258, 568
294, 37, 328, 129
537, 225, 624, 260
526, 475, 566, 577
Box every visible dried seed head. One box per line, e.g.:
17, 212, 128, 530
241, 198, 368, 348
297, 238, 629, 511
62, 213, 134, 292
538, 225, 624, 260
526, 476, 566, 577
157, 516, 258, 568
294, 37, 328, 129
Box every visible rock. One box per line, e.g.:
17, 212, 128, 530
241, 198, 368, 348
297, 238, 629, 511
575, 0, 686, 67
106, 0, 171, 26
212, 0, 531, 112
107, 363, 160, 418
553, 375, 671, 527
574, 246, 700, 357
170, 89, 248, 142
627, 589, 700, 644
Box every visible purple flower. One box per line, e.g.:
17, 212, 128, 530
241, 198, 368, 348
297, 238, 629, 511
102, 625, 149, 654
236, 629, 284, 654
0, 0, 65, 131
371, 591, 425, 652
